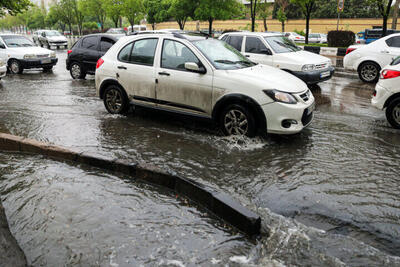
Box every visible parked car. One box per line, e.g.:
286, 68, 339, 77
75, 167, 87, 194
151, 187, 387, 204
32, 30, 44, 44
344, 33, 400, 83
371, 56, 400, 129
95, 32, 315, 136
0, 34, 57, 74
127, 25, 147, 34
66, 33, 124, 79
106, 28, 127, 35
308, 33, 327, 44
360, 29, 400, 44
355, 32, 366, 44
38, 30, 68, 49
219, 32, 334, 85
284, 32, 305, 43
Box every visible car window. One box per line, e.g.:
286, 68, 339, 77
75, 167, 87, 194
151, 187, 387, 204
1, 35, 34, 47
118, 43, 133, 62
131, 38, 158, 66
100, 37, 115, 52
227, 35, 243, 51
220, 35, 229, 42
391, 56, 400, 65
81, 36, 98, 50
386, 36, 400, 48
245, 37, 266, 53
161, 39, 201, 71
264, 36, 301, 53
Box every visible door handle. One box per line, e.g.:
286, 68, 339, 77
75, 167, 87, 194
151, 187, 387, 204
118, 66, 127, 70
245, 55, 250, 57
158, 71, 170, 76
381, 50, 390, 54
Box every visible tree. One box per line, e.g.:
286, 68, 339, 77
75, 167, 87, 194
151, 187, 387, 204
195, 0, 242, 35
105, 0, 123, 28
275, 0, 289, 32
368, 0, 394, 36
249, 0, 258, 32
0, 0, 31, 16
73, 0, 85, 35
393, 0, 400, 29
59, 0, 75, 34
144, 0, 170, 29
290, 0, 316, 44
167, 0, 197, 30
46, 4, 66, 32
121, 0, 144, 31
81, 0, 107, 31
312, 0, 380, 19
257, 0, 272, 31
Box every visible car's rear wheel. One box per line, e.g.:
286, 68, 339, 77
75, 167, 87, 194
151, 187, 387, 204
220, 104, 256, 137
9, 60, 23, 74
103, 85, 130, 114
386, 97, 400, 129
358, 62, 380, 83
70, 62, 86, 79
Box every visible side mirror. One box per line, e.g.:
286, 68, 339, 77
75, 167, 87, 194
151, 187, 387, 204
260, 48, 272, 55
185, 62, 206, 74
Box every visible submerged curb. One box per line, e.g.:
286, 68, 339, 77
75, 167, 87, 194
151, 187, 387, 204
0, 133, 261, 237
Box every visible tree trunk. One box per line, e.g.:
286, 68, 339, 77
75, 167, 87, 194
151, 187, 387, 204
281, 21, 285, 32
263, 18, 267, 32
152, 23, 155, 30
178, 19, 184, 30
251, 0, 257, 32
383, 16, 388, 36
392, 0, 400, 29
113, 17, 119, 28
208, 18, 213, 36
305, 15, 310, 44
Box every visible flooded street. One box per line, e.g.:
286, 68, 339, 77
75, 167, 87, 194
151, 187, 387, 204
1, 50, 400, 266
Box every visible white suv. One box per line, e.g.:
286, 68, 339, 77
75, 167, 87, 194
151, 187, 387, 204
219, 32, 334, 85
95, 33, 315, 136
0, 34, 58, 74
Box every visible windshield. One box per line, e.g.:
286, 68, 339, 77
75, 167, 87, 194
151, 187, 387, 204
1, 35, 34, 47
46, 31, 62, 36
263, 36, 301, 53
193, 39, 257, 70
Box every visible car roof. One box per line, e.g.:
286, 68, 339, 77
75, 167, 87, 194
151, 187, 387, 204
223, 31, 283, 37
81, 33, 124, 39
128, 31, 208, 41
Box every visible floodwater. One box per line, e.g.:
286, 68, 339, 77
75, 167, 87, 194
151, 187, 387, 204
0, 50, 400, 266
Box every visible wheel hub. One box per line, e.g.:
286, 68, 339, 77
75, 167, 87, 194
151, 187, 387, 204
224, 109, 248, 135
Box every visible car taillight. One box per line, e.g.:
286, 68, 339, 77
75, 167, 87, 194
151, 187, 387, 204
373, 90, 377, 97
96, 58, 104, 69
346, 48, 356, 55
296, 37, 300, 39
67, 50, 72, 55
380, 69, 400, 79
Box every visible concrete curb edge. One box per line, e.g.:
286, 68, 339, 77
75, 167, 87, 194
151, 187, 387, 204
0, 133, 261, 237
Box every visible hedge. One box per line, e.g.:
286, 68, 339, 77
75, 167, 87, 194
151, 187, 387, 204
327, 30, 355, 47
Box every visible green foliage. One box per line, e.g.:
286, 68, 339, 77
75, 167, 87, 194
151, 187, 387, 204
312, 0, 380, 18
166, 0, 197, 30
239, 22, 259, 31
83, 21, 98, 30
144, 0, 170, 27
105, 0, 123, 27
121, 0, 145, 28
0, 0, 31, 16
327, 30, 355, 47
276, 7, 287, 23
80, 0, 108, 30
294, 29, 305, 36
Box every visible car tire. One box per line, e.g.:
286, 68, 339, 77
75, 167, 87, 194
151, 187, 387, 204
70, 62, 86, 79
9, 60, 23, 74
43, 66, 53, 72
103, 85, 130, 115
220, 104, 256, 137
358, 62, 380, 83
386, 97, 400, 129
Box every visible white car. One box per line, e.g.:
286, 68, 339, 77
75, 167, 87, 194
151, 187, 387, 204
284, 32, 305, 43
372, 56, 400, 129
219, 32, 334, 85
308, 33, 327, 44
0, 34, 58, 74
38, 30, 68, 49
344, 33, 400, 83
95, 32, 315, 136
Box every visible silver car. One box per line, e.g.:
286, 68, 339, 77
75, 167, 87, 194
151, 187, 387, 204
39, 30, 68, 49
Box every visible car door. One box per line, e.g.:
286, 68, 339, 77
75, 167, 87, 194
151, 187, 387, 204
225, 35, 244, 53
80, 36, 101, 73
244, 36, 273, 66
116, 38, 158, 103
155, 38, 213, 116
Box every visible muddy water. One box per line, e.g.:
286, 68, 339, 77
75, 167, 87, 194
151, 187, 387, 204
0, 51, 400, 266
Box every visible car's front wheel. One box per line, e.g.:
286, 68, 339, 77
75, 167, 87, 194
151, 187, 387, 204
9, 60, 23, 74
220, 104, 256, 137
103, 85, 130, 114
358, 62, 380, 83
70, 62, 86, 79
43, 66, 53, 72
386, 97, 400, 129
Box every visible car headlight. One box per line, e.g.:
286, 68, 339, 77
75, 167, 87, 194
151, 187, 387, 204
264, 89, 297, 104
302, 64, 315, 71
24, 54, 37, 59
50, 52, 56, 58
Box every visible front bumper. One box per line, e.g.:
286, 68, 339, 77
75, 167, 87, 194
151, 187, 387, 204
372, 83, 391, 110
20, 58, 58, 69
261, 99, 315, 135
0, 65, 7, 78
49, 42, 68, 47
292, 66, 335, 84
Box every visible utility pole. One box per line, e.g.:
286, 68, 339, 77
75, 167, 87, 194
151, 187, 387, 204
337, 0, 345, 31
393, 0, 400, 29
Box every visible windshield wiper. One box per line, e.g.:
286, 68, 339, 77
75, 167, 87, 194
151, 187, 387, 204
235, 60, 255, 66
215, 59, 236, 64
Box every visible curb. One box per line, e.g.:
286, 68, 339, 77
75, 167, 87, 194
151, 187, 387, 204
0, 133, 261, 237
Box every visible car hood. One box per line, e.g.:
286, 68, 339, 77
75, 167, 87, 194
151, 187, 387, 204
6, 46, 54, 55
222, 64, 308, 94
276, 50, 331, 65
47, 36, 67, 42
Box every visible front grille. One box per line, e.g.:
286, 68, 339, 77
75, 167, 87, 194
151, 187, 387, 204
315, 63, 328, 70
37, 54, 49, 58
299, 90, 311, 102
50, 41, 67, 44
301, 109, 313, 126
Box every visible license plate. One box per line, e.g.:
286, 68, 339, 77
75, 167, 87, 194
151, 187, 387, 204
307, 102, 315, 115
41, 58, 51, 64
320, 71, 330, 78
